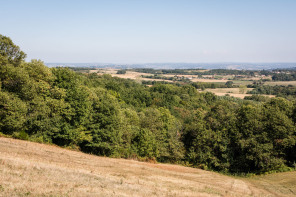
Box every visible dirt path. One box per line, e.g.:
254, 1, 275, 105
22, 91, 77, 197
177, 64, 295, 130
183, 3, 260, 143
0, 137, 291, 196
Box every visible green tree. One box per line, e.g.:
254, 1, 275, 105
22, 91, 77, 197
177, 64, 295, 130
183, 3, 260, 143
0, 35, 26, 66
225, 81, 233, 88
239, 85, 247, 94
116, 70, 126, 74
0, 91, 27, 134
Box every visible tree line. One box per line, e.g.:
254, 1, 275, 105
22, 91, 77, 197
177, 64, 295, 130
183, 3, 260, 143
272, 73, 296, 81
247, 84, 296, 99
133, 68, 273, 77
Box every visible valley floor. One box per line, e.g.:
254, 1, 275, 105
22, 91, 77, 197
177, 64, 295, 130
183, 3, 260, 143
0, 137, 295, 197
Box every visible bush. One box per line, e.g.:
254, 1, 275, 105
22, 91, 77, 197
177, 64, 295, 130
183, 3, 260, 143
116, 70, 126, 74
12, 131, 29, 140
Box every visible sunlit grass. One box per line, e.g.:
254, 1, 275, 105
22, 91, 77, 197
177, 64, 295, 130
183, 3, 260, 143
2, 137, 293, 196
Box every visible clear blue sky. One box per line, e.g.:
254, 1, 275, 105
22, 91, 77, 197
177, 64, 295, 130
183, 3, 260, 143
1, 0, 296, 63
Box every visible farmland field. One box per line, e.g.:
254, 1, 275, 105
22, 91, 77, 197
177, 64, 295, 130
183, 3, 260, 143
265, 81, 296, 86
203, 88, 276, 99
231, 80, 254, 86
92, 69, 174, 82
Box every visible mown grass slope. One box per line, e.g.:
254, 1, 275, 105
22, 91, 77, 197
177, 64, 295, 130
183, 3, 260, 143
1, 137, 295, 197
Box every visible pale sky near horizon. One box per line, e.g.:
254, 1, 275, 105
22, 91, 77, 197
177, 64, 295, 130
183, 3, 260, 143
1, 0, 296, 63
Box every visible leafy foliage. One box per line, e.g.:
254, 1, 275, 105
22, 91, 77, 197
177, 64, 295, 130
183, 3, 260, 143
0, 35, 26, 66
247, 85, 296, 99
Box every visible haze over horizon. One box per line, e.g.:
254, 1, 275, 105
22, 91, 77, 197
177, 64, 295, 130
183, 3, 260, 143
2, 0, 296, 64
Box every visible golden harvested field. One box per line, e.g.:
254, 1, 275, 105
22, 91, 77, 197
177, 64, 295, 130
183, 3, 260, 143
231, 80, 254, 86
265, 81, 296, 86
191, 78, 229, 83
1, 137, 295, 196
203, 88, 275, 99
187, 69, 209, 73
92, 69, 173, 83
205, 88, 253, 94
205, 92, 251, 99
191, 79, 253, 86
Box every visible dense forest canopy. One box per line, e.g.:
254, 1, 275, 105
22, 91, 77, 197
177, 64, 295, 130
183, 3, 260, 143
1, 35, 296, 174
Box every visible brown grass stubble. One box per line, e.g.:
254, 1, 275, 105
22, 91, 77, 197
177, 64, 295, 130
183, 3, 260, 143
0, 137, 292, 197
203, 88, 276, 99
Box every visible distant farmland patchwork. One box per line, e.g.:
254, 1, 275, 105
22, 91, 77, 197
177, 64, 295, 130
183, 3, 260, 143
88, 68, 280, 98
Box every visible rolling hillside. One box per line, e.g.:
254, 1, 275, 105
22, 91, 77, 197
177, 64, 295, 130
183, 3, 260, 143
0, 137, 295, 197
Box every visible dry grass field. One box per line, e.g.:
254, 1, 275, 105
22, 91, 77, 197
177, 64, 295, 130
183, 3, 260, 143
203, 88, 252, 99
203, 88, 275, 99
190, 78, 229, 83
265, 81, 296, 86
231, 80, 254, 86
92, 69, 173, 83
205, 88, 253, 94
0, 137, 295, 197
247, 172, 296, 196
